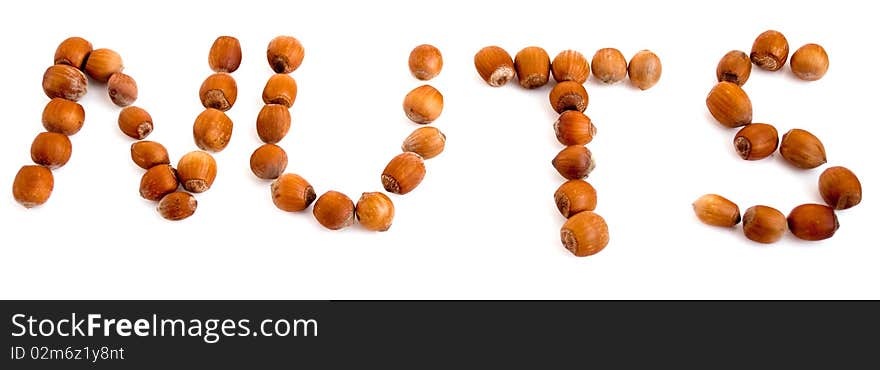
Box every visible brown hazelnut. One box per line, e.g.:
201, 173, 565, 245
706, 82, 752, 128
742, 205, 787, 244
54, 37, 92, 70
12, 165, 54, 208
403, 85, 443, 124
199, 72, 238, 111
628, 50, 662, 90
787, 204, 839, 241
118, 106, 153, 140
267, 36, 305, 74
158, 191, 198, 221
734, 123, 778, 160
130, 141, 170, 170
514, 46, 551, 89
177, 151, 217, 193
262, 74, 298, 108
401, 126, 446, 160
271, 173, 316, 212
552, 145, 594, 180
356, 192, 395, 232
108, 72, 138, 107
560, 211, 609, 257
549, 81, 589, 113
30, 132, 72, 169
139, 164, 179, 201
693, 194, 741, 227
42, 65, 87, 101
382, 152, 426, 195
554, 179, 597, 218
554, 111, 596, 146
193, 108, 233, 152
208, 36, 242, 73
790, 43, 829, 81
84, 48, 123, 83
474, 46, 515, 87
256, 104, 291, 144
819, 166, 861, 210
408, 44, 443, 80
591, 48, 627, 84
551, 50, 590, 84
716, 50, 752, 86
42, 98, 85, 136
779, 129, 826, 169
250, 144, 288, 180
751, 30, 789, 71
313, 191, 356, 230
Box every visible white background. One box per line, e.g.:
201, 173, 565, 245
1, 0, 876, 299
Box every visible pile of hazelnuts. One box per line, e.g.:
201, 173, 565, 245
473, 45, 662, 257
261, 40, 447, 231
697, 30, 862, 243
132, 36, 242, 221
13, 37, 140, 209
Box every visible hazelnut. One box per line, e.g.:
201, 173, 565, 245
554, 179, 597, 218
108, 72, 138, 107
382, 152, 426, 195
790, 44, 829, 81
514, 46, 551, 89
30, 132, 72, 169
12, 165, 54, 208
560, 211, 609, 257
401, 126, 446, 160
177, 151, 217, 193
693, 194, 741, 227
271, 173, 316, 212
84, 48, 123, 83
474, 46, 515, 87
787, 204, 839, 241
139, 164, 179, 201
549, 81, 589, 113
818, 166, 861, 210
199, 72, 238, 111
734, 123, 778, 160
130, 141, 170, 170
42, 65, 87, 101
262, 74, 298, 108
716, 50, 752, 86
267, 36, 305, 74
554, 111, 596, 146
42, 98, 85, 136
313, 191, 356, 230
193, 108, 233, 152
591, 48, 627, 84
628, 50, 662, 90
552, 145, 594, 180
158, 191, 198, 221
250, 144, 288, 180
403, 85, 443, 124
408, 44, 443, 80
256, 104, 291, 144
54, 37, 92, 70
356, 192, 395, 232
118, 106, 153, 140
706, 82, 752, 128
551, 50, 590, 84
751, 30, 789, 71
208, 36, 242, 73
742, 205, 787, 244
779, 129, 826, 169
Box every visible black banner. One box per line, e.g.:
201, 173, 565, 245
1, 301, 877, 367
